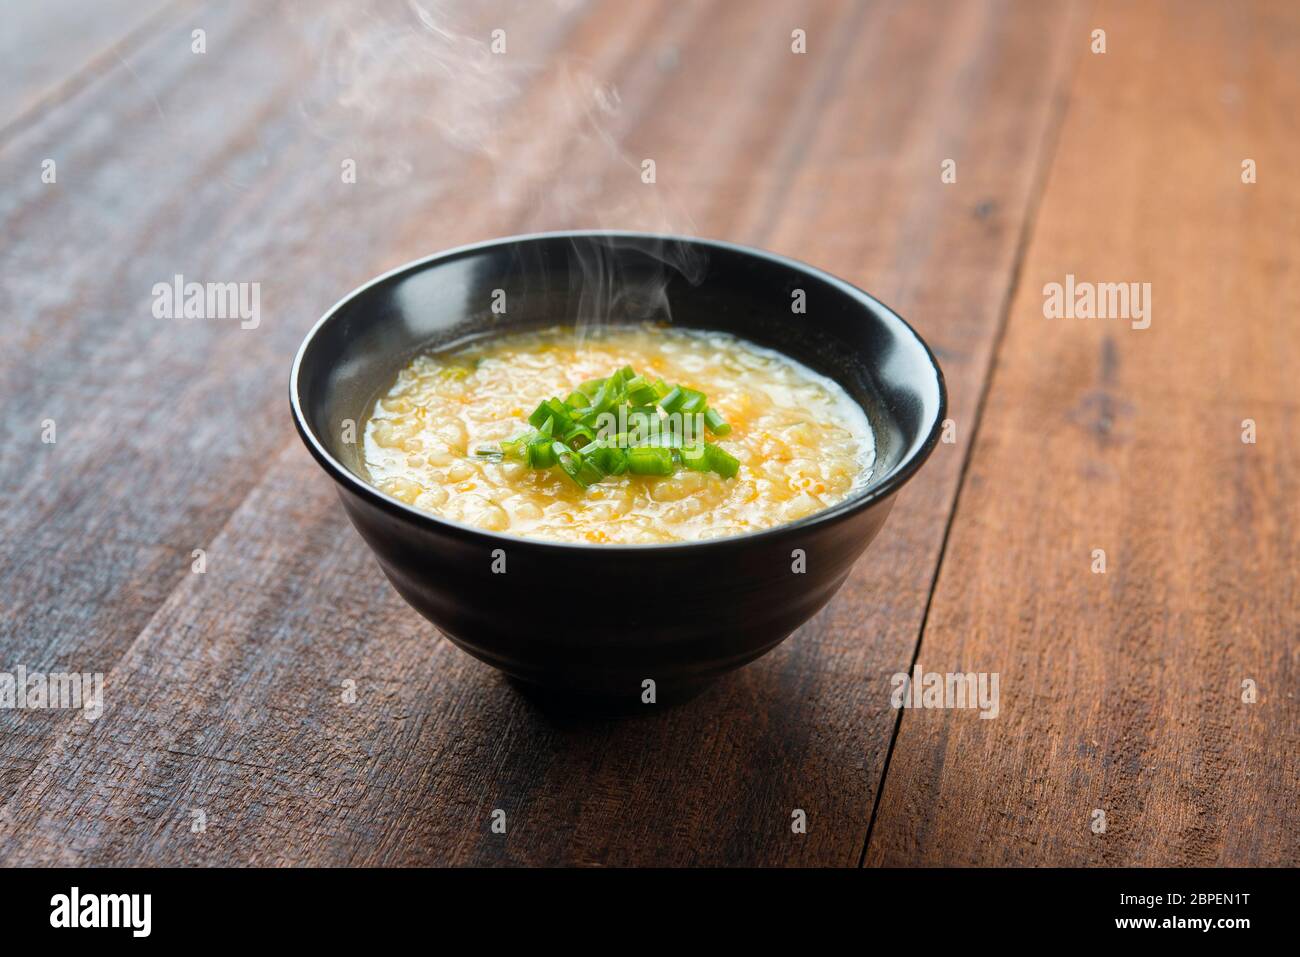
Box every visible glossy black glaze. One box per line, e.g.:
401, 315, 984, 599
290, 232, 946, 707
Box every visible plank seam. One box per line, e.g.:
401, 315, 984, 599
0, 0, 680, 843
856, 1, 1090, 868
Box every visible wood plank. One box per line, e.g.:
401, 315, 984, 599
0, 0, 593, 796
0, 0, 180, 134
0, 0, 1083, 864
866, 0, 1300, 866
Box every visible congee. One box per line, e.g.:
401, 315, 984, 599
362, 325, 875, 544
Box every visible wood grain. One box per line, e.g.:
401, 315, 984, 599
0, 0, 584, 799
866, 0, 1300, 866
0, 0, 1086, 865
0, 0, 182, 133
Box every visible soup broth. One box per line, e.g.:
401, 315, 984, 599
362, 325, 874, 544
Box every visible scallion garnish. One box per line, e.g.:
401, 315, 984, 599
552, 441, 588, 488
561, 422, 597, 448
527, 437, 557, 469
479, 365, 743, 489
704, 441, 740, 478
659, 386, 686, 414
626, 445, 675, 476
703, 407, 731, 436
679, 444, 710, 472
526, 401, 551, 430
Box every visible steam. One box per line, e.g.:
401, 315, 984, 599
288, 0, 706, 329
566, 233, 707, 338
292, 0, 524, 185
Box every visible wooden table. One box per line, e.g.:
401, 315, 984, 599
1, 0, 1295, 867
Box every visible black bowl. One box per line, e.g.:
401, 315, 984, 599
290, 231, 945, 708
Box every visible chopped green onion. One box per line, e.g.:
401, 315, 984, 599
592, 381, 618, 415
601, 446, 628, 475
527, 400, 552, 429
577, 457, 604, 486
527, 438, 557, 469
580, 440, 627, 476
662, 386, 707, 415
545, 397, 572, 430
659, 386, 685, 414
625, 376, 659, 406
703, 407, 731, 436
625, 406, 659, 435
553, 441, 590, 488
678, 390, 707, 415
528, 398, 571, 432
680, 444, 709, 471
705, 441, 740, 478
492, 366, 746, 491
562, 423, 596, 448
626, 445, 675, 476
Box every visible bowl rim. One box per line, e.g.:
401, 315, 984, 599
290, 229, 948, 552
